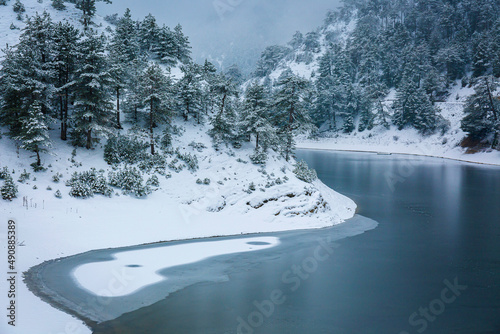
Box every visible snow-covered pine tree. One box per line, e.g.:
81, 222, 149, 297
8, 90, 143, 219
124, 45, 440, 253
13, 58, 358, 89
208, 73, 239, 148
272, 72, 311, 161
240, 82, 276, 150
392, 79, 441, 135
138, 14, 159, 53
52, 21, 80, 140
1, 175, 18, 201
108, 8, 142, 129
461, 76, 499, 148
177, 63, 203, 122
154, 25, 177, 66
71, 30, 114, 149
139, 63, 172, 155
172, 24, 191, 64
14, 101, 52, 167
122, 57, 147, 125
75, 0, 111, 29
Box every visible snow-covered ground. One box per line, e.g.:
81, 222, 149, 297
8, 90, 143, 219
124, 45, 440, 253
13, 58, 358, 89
298, 84, 500, 166
0, 117, 356, 334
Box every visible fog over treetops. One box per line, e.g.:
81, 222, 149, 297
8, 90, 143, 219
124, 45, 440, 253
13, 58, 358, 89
97, 0, 341, 73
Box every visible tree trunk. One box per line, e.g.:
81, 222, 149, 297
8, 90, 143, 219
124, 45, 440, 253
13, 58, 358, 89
256, 133, 259, 149
150, 100, 155, 155
61, 88, 69, 141
36, 149, 41, 166
86, 116, 92, 150
116, 87, 122, 129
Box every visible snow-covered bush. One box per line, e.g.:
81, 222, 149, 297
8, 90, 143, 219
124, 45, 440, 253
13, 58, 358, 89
13, 0, 25, 13
188, 141, 207, 152
196, 178, 203, 185
109, 167, 151, 197
177, 151, 199, 172
104, 135, 148, 165
250, 149, 268, 165
138, 154, 167, 174
293, 160, 318, 183
203, 178, 211, 185
54, 190, 62, 198
17, 170, 30, 183
146, 175, 160, 188
168, 158, 184, 173
67, 169, 112, 198
1, 175, 18, 201
0, 166, 10, 179
52, 172, 63, 183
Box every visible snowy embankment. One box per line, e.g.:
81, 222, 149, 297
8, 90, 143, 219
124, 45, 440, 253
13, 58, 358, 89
298, 84, 500, 166
0, 121, 355, 334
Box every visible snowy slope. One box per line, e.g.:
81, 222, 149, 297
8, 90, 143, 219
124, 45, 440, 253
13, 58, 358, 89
0, 2, 358, 333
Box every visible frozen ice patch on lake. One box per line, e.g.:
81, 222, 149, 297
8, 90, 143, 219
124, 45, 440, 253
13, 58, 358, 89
72, 237, 279, 297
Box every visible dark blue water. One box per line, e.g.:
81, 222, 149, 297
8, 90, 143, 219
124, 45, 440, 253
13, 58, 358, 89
48, 151, 500, 334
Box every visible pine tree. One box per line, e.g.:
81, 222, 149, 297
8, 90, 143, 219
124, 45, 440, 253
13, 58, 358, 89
71, 30, 114, 149
172, 24, 191, 64
138, 14, 159, 53
208, 73, 238, 148
461, 76, 499, 148
14, 101, 52, 166
108, 8, 142, 129
392, 80, 441, 135
177, 63, 203, 122
75, 0, 112, 29
139, 63, 172, 155
1, 175, 18, 201
154, 25, 177, 65
240, 83, 276, 150
52, 21, 80, 140
272, 73, 311, 161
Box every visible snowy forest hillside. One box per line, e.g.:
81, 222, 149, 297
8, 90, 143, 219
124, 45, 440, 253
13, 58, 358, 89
0, 0, 355, 232
249, 0, 500, 164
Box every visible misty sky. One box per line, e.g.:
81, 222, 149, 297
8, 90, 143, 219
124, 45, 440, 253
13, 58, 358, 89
97, 0, 341, 73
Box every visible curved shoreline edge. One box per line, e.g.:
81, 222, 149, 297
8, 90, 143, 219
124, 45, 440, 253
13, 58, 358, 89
23, 215, 378, 330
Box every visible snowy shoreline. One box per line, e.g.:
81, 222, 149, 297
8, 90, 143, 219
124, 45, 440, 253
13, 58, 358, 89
297, 141, 500, 167
23, 214, 377, 332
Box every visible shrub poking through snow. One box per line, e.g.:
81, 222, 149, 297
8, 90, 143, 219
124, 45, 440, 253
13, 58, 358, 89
196, 178, 203, 185
203, 178, 211, 185
54, 190, 62, 198
168, 158, 184, 173
176, 151, 199, 172
293, 160, 318, 183
250, 149, 268, 165
67, 169, 112, 198
0, 166, 10, 179
146, 175, 160, 188
138, 154, 167, 175
52, 173, 63, 183
104, 135, 148, 165
1, 175, 18, 201
17, 170, 30, 183
108, 167, 151, 197
188, 141, 207, 152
